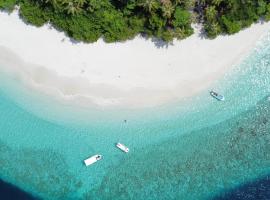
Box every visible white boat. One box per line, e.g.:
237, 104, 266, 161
116, 142, 129, 153
210, 91, 225, 101
84, 154, 102, 166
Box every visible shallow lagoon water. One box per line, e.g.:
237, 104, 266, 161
0, 32, 270, 199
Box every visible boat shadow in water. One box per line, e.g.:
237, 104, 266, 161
0, 178, 39, 200
213, 174, 270, 200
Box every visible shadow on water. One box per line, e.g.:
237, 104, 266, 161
0, 178, 39, 200
213, 175, 270, 200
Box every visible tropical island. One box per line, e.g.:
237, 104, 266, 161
1, 1, 270, 200
1, 0, 270, 43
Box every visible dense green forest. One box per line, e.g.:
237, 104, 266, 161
1, 0, 270, 43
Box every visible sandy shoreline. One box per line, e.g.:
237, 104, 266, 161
0, 10, 269, 108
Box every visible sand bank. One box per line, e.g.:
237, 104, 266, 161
0, 10, 269, 108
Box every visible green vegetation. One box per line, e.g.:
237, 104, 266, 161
198, 0, 270, 38
0, 0, 16, 10
1, 0, 270, 42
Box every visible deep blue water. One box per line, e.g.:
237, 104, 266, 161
1, 174, 270, 200
2, 175, 270, 200
214, 175, 270, 200
0, 179, 38, 200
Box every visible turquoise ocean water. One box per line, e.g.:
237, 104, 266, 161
0, 32, 270, 200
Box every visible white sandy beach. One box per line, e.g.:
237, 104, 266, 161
0, 10, 269, 108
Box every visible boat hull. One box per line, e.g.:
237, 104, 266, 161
210, 91, 225, 101
116, 143, 129, 153
84, 155, 102, 166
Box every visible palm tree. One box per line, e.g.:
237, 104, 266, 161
63, 1, 81, 15
212, 0, 222, 6
138, 0, 159, 13
205, 6, 217, 22
75, 0, 86, 8
41, 0, 61, 9
162, 3, 175, 18
210, 22, 220, 35
174, 27, 185, 39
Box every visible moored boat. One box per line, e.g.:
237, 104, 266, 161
210, 91, 225, 101
84, 154, 102, 166
116, 142, 129, 153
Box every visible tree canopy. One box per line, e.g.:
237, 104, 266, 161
1, 0, 270, 43
198, 0, 270, 38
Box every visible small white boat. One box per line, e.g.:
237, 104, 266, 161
116, 142, 129, 153
84, 154, 102, 166
210, 91, 225, 101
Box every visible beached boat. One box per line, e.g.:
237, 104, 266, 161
116, 142, 129, 153
210, 91, 225, 101
84, 154, 102, 166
